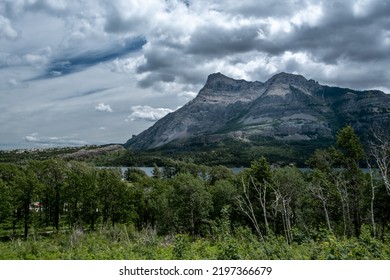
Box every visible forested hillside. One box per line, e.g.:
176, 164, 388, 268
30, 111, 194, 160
1, 125, 390, 260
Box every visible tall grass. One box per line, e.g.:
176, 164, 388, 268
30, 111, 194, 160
1, 225, 389, 260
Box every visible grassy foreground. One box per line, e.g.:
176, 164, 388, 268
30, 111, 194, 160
1, 226, 389, 260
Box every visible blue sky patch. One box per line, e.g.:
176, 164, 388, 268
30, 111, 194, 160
45, 37, 147, 78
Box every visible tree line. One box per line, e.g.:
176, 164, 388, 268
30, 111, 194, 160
0, 125, 390, 243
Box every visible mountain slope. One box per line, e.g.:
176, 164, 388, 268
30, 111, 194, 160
125, 72, 390, 162
126, 73, 266, 149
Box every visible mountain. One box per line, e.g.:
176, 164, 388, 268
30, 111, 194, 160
125, 72, 390, 164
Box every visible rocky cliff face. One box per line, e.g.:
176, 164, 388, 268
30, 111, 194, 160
125, 72, 390, 151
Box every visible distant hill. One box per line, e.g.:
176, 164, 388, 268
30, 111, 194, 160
125, 72, 390, 165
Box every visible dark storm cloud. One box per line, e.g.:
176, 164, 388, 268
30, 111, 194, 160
186, 25, 262, 56
136, 45, 211, 88
136, 47, 177, 73
135, 42, 209, 86
104, 7, 145, 34
188, 0, 390, 63
292, 25, 390, 64
131, 0, 390, 92
286, 2, 390, 64
137, 72, 176, 88
230, 0, 308, 17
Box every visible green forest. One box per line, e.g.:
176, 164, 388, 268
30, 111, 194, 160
1, 125, 390, 260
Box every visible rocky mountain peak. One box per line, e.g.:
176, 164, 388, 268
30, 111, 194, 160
265, 72, 308, 86
203, 72, 246, 91
264, 72, 320, 97
202, 72, 263, 93
125, 72, 390, 156
205, 72, 230, 83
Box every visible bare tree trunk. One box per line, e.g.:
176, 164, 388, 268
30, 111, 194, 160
370, 177, 377, 238
261, 188, 270, 236
310, 183, 332, 233
237, 177, 264, 241
273, 187, 292, 243
330, 171, 351, 237
367, 160, 377, 237
282, 198, 292, 243
336, 184, 350, 237
251, 176, 270, 236
280, 204, 288, 241
370, 127, 390, 195
271, 194, 280, 234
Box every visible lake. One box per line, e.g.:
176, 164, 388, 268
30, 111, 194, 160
100, 166, 373, 178
99, 166, 246, 177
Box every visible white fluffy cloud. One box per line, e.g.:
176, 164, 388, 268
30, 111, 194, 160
127, 105, 173, 122
0, 15, 18, 40
95, 103, 113, 113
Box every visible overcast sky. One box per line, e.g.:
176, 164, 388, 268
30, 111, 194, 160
1, 0, 390, 149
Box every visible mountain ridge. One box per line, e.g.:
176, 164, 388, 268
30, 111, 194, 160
125, 72, 390, 162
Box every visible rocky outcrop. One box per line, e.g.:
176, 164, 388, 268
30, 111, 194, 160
125, 72, 390, 150
62, 144, 125, 160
